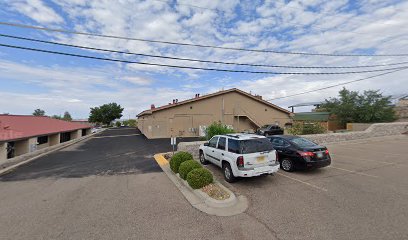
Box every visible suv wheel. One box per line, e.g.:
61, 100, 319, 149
223, 162, 236, 183
199, 151, 208, 165
281, 159, 294, 172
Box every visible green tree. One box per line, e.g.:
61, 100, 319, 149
51, 115, 62, 120
115, 121, 122, 127
63, 111, 72, 121
127, 119, 137, 127
88, 103, 124, 126
33, 109, 45, 116
321, 88, 396, 125
205, 122, 235, 140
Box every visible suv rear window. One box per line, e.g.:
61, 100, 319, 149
240, 138, 274, 154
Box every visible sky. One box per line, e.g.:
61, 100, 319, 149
0, 0, 407, 119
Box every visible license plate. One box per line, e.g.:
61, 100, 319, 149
316, 152, 323, 158
257, 156, 266, 162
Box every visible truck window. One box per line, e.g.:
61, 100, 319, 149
208, 137, 219, 148
217, 137, 226, 150
240, 138, 274, 154
228, 139, 240, 153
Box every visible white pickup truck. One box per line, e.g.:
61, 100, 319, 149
199, 134, 280, 182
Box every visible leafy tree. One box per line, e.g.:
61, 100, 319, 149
63, 111, 72, 121
321, 88, 396, 125
205, 122, 235, 140
88, 103, 124, 126
51, 115, 62, 120
127, 119, 137, 127
115, 121, 122, 127
33, 109, 45, 116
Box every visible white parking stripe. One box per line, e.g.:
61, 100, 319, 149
328, 166, 379, 178
276, 172, 328, 192
330, 153, 394, 164
332, 145, 407, 157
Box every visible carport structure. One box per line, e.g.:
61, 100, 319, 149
0, 115, 92, 161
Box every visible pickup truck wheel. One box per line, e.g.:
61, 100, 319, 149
281, 159, 294, 172
199, 151, 209, 165
223, 163, 237, 183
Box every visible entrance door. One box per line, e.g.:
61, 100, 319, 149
7, 142, 15, 159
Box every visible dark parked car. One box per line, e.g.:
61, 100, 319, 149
256, 124, 284, 136
268, 135, 331, 171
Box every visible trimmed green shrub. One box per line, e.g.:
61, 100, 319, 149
206, 122, 235, 140
170, 151, 193, 173
287, 122, 326, 135
179, 160, 202, 180
186, 168, 213, 189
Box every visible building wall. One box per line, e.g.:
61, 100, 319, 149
0, 142, 6, 162
14, 139, 30, 156
49, 133, 60, 146
70, 130, 82, 140
138, 92, 291, 139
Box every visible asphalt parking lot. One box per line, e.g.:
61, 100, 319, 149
206, 134, 408, 240
1, 129, 407, 240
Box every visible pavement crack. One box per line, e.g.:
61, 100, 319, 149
244, 211, 282, 240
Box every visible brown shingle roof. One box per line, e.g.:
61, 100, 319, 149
137, 88, 291, 117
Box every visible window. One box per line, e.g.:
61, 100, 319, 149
290, 137, 317, 148
271, 138, 285, 147
240, 138, 274, 154
208, 137, 218, 148
228, 139, 240, 154
217, 137, 226, 150
37, 136, 48, 145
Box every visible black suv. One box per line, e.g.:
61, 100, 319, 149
268, 135, 331, 171
256, 124, 284, 136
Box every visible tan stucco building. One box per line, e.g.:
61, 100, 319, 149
137, 88, 292, 139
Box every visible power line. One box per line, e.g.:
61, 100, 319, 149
2, 33, 408, 69
1, 21, 408, 57
265, 67, 408, 101
1, 43, 408, 75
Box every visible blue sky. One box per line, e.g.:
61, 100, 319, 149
0, 0, 407, 119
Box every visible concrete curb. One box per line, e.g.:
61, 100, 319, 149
0, 129, 106, 176
153, 154, 248, 217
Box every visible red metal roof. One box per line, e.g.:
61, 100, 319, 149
0, 115, 92, 142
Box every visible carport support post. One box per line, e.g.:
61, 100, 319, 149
0, 142, 6, 161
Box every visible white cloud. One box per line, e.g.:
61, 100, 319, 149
2, 0, 408, 117
10, 0, 64, 24
122, 76, 153, 86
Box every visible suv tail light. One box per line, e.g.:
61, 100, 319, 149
325, 149, 329, 155
236, 156, 244, 168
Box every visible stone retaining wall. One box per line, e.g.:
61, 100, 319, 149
304, 122, 407, 144
178, 122, 408, 157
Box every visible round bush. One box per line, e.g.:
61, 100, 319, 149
186, 168, 213, 189
169, 151, 193, 173
179, 160, 202, 180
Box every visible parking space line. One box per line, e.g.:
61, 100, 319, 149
92, 134, 141, 139
333, 145, 407, 157
330, 153, 395, 164
328, 166, 379, 178
276, 172, 328, 192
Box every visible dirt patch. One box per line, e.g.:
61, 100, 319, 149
201, 183, 230, 200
